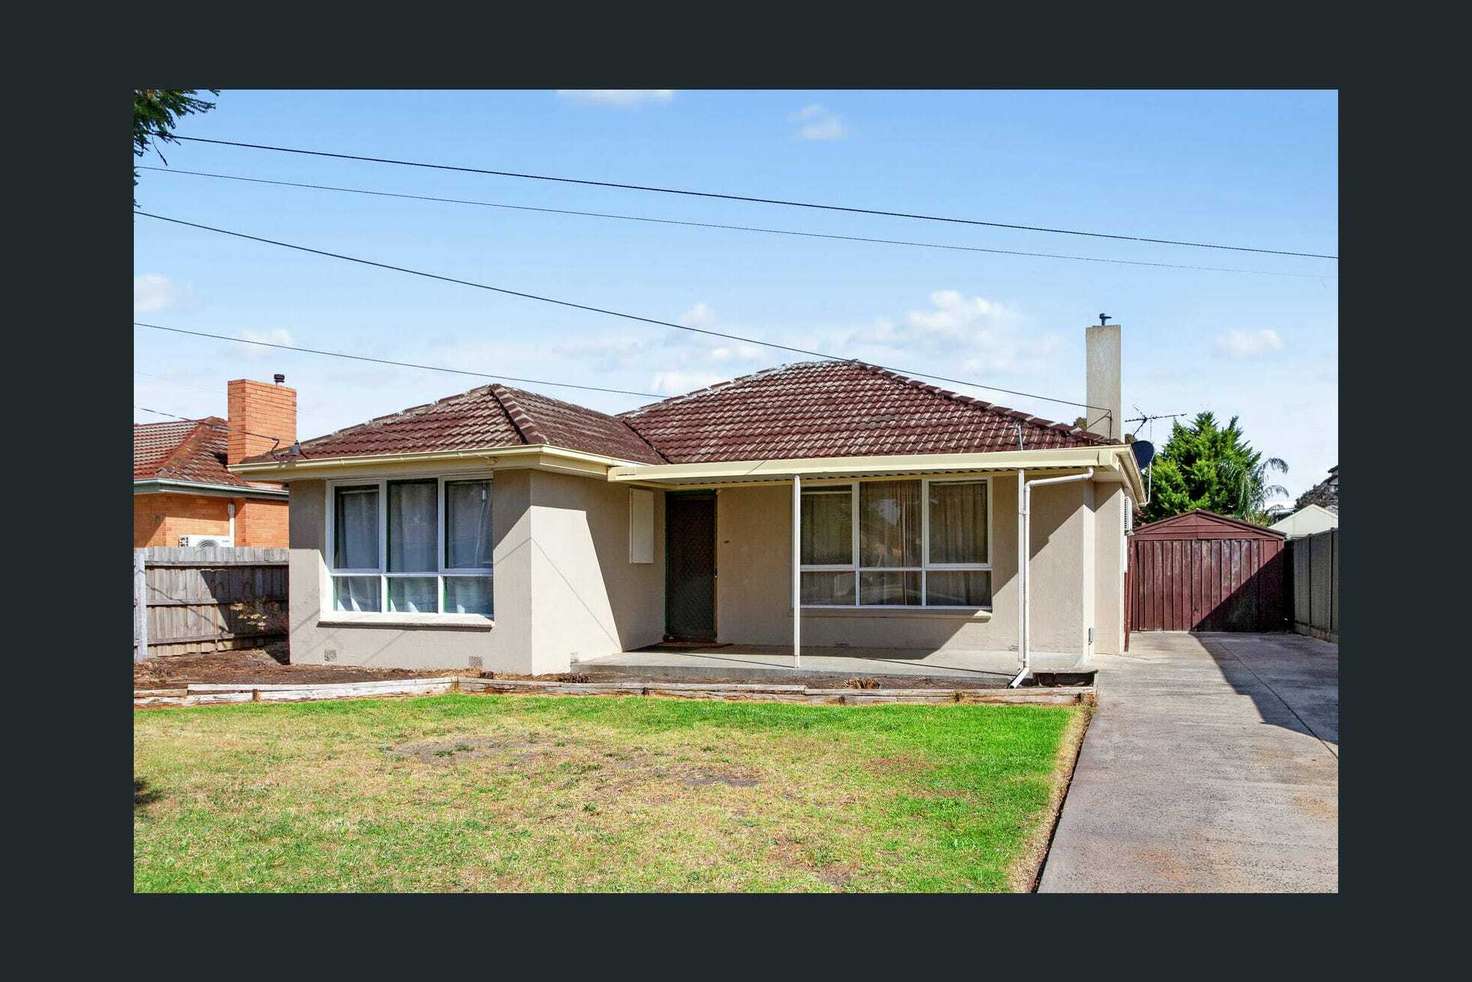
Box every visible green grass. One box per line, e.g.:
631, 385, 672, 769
134, 694, 1081, 893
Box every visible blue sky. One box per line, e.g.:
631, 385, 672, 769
134, 89, 1337, 499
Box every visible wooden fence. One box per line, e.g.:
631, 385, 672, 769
1127, 511, 1288, 634
133, 547, 288, 660
1290, 528, 1339, 643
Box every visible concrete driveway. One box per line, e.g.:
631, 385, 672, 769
1038, 632, 1338, 893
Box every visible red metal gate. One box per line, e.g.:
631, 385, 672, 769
1128, 510, 1287, 632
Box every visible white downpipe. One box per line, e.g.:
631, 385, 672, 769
1011, 467, 1095, 688
792, 475, 801, 669
227, 501, 236, 542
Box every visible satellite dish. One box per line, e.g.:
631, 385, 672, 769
1131, 440, 1156, 470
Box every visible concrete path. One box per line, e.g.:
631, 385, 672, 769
1038, 632, 1338, 893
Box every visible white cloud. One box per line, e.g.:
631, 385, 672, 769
679, 302, 716, 329
791, 104, 846, 141
237, 327, 294, 360
831, 290, 1057, 378
556, 90, 675, 107
133, 273, 179, 314
1216, 328, 1285, 358
650, 370, 727, 395
708, 342, 765, 363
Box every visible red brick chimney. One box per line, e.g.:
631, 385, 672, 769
227, 377, 297, 465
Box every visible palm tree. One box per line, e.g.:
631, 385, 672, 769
1217, 452, 1289, 523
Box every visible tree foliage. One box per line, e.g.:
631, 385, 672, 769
133, 89, 218, 205
1142, 411, 1288, 524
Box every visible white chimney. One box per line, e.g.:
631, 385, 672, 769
1085, 322, 1122, 442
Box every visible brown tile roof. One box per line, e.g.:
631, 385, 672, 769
618, 360, 1111, 463
250, 360, 1108, 468
271, 384, 665, 465
134, 417, 283, 491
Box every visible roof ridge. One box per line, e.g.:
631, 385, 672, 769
293, 384, 498, 454
497, 383, 670, 463
846, 360, 1109, 446
154, 420, 220, 479
488, 384, 546, 446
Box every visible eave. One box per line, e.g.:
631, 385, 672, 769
133, 478, 288, 499
227, 444, 644, 483
608, 445, 1146, 499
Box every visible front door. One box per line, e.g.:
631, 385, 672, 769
665, 492, 716, 641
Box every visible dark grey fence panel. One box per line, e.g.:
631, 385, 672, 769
1290, 529, 1338, 643
134, 548, 288, 659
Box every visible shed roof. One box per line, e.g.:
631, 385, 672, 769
1132, 509, 1285, 541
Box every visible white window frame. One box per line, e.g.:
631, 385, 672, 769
798, 477, 993, 609
325, 474, 494, 617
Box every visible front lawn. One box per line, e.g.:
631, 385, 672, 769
134, 694, 1084, 892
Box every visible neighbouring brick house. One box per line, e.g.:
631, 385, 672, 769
133, 378, 297, 548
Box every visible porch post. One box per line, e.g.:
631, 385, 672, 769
792, 475, 801, 669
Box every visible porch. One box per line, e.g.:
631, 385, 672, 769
574, 642, 1096, 689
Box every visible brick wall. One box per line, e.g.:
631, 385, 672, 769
227, 378, 297, 465
133, 493, 289, 547
235, 497, 289, 547
133, 493, 231, 547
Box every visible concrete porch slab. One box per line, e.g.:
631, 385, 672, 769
574, 643, 1092, 685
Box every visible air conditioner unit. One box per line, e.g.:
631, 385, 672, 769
179, 534, 234, 548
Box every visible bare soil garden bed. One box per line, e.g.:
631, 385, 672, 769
133, 649, 463, 688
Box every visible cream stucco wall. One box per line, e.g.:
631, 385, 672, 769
713, 475, 1109, 657
1091, 483, 1128, 655
525, 470, 666, 672
285, 470, 665, 672
282, 465, 1124, 671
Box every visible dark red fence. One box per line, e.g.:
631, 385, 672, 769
1126, 510, 1288, 634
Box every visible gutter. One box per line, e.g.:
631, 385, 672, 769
228, 444, 645, 480
133, 479, 287, 498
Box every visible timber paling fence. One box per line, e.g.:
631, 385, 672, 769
1289, 528, 1338, 643
133, 547, 288, 660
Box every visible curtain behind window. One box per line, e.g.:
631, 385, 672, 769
333, 487, 379, 569
928, 482, 987, 564
801, 490, 852, 565
859, 481, 921, 567
388, 481, 437, 572
445, 480, 492, 568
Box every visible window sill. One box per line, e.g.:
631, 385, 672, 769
793, 606, 992, 621
318, 611, 495, 629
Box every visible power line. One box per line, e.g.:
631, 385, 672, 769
167, 135, 1338, 261
135, 212, 1108, 415
135, 405, 286, 448
133, 322, 664, 399
136, 165, 1331, 279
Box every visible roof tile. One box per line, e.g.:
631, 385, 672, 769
245, 360, 1109, 468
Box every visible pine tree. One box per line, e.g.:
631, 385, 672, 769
1142, 411, 1288, 524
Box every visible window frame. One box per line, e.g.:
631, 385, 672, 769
325, 474, 494, 618
799, 476, 993, 609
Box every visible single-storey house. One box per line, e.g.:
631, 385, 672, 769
1268, 503, 1339, 540
232, 325, 1144, 684
133, 378, 297, 548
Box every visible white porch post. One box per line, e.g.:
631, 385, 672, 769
1016, 470, 1026, 677
792, 474, 801, 669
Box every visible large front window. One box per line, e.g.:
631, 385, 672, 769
800, 478, 990, 608
328, 477, 493, 616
